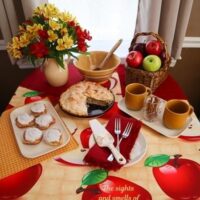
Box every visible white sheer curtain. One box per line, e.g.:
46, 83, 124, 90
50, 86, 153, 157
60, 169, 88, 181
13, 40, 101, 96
135, 0, 193, 66
49, 0, 139, 57
0, 0, 18, 63
21, 0, 48, 19
19, 0, 138, 61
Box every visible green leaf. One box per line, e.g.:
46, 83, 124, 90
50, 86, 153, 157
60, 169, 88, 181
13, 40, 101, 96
55, 57, 65, 69
30, 56, 36, 66
144, 154, 170, 167
68, 51, 78, 59
81, 169, 108, 186
68, 47, 79, 53
23, 91, 40, 97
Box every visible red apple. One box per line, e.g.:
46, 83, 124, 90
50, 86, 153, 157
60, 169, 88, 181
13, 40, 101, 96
126, 50, 143, 68
146, 40, 162, 56
0, 164, 42, 199
152, 155, 200, 199
82, 176, 152, 200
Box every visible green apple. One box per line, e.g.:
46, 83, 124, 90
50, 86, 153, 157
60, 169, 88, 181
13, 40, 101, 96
143, 55, 161, 72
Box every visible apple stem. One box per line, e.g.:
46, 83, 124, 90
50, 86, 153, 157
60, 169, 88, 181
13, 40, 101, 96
173, 154, 182, 168
76, 186, 101, 194
76, 186, 84, 194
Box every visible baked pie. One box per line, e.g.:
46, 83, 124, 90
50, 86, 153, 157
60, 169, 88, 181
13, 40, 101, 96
59, 81, 114, 116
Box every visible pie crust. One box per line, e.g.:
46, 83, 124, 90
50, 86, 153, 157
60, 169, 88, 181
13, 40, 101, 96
59, 81, 114, 116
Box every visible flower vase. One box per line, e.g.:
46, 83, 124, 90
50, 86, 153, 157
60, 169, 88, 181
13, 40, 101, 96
43, 58, 70, 87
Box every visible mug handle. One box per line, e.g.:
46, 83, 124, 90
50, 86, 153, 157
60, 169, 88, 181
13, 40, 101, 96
189, 105, 194, 116
146, 87, 152, 96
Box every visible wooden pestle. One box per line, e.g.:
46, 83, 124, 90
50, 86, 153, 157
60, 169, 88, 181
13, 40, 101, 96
90, 39, 122, 70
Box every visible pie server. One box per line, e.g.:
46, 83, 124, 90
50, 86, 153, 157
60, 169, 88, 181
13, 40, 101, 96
89, 119, 126, 165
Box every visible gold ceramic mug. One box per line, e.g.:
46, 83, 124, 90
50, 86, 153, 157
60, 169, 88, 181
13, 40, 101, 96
163, 99, 193, 129
125, 83, 151, 111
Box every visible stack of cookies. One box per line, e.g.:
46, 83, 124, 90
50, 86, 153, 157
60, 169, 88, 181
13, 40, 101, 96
16, 102, 62, 146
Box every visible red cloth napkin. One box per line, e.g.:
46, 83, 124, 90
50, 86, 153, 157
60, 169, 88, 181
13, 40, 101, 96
83, 115, 142, 171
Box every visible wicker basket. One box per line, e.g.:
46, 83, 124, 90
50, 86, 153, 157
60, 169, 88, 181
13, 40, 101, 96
126, 32, 171, 92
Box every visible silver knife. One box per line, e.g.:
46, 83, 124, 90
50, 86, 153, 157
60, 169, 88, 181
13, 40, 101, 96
89, 119, 126, 165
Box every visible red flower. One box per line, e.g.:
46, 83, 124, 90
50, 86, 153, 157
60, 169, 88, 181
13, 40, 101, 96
76, 26, 92, 43
83, 29, 92, 40
78, 41, 87, 52
75, 26, 82, 37
23, 20, 33, 25
38, 30, 48, 40
68, 21, 75, 27
30, 41, 48, 58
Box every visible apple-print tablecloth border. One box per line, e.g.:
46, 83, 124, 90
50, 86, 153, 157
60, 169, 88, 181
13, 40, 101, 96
2, 64, 200, 200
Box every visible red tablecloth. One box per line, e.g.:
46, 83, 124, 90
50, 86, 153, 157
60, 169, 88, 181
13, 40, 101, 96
20, 64, 187, 101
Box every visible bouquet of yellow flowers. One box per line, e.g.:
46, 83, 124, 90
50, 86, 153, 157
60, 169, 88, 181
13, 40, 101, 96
7, 4, 92, 68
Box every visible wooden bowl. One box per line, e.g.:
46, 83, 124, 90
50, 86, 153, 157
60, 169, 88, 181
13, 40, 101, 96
73, 51, 121, 82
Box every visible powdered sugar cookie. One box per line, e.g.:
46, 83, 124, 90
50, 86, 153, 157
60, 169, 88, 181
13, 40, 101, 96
30, 102, 46, 116
23, 127, 43, 145
43, 128, 62, 146
16, 113, 35, 128
35, 114, 55, 130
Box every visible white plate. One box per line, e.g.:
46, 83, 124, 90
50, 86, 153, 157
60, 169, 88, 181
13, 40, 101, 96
10, 100, 70, 158
58, 130, 147, 167
89, 131, 147, 167
118, 98, 193, 138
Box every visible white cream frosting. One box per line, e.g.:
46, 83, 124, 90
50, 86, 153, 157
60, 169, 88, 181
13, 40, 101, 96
24, 127, 42, 142
35, 114, 53, 127
17, 113, 34, 125
44, 128, 62, 143
31, 103, 46, 113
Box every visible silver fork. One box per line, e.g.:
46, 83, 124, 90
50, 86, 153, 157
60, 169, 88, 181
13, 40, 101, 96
107, 118, 121, 162
107, 122, 133, 161
115, 118, 121, 150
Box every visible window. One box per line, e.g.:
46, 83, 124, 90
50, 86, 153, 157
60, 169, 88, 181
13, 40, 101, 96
49, 0, 138, 58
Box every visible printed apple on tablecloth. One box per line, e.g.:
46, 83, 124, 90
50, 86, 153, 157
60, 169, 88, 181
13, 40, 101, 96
23, 91, 43, 104
145, 154, 200, 200
76, 169, 152, 200
0, 164, 42, 199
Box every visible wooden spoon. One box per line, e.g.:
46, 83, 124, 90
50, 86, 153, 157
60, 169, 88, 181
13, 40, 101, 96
90, 39, 123, 70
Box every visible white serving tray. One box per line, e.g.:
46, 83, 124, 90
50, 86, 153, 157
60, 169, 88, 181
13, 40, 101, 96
10, 100, 70, 158
118, 98, 193, 138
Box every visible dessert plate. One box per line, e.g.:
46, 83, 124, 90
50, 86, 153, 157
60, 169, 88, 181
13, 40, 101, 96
118, 98, 193, 138
57, 131, 147, 167
89, 131, 147, 166
10, 100, 70, 158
